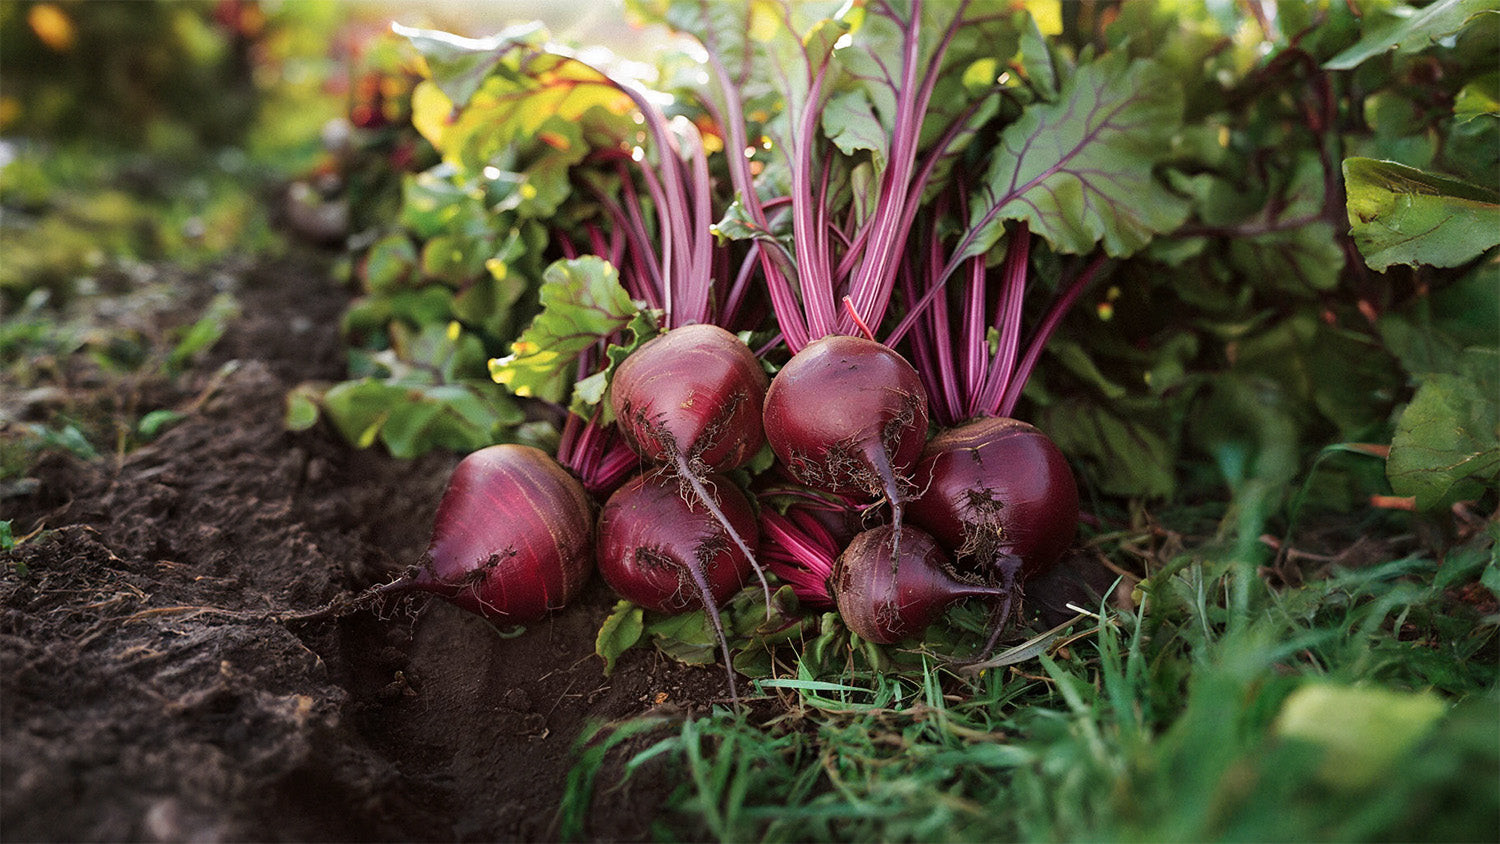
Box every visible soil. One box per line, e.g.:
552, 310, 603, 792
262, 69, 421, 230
1, 257, 726, 842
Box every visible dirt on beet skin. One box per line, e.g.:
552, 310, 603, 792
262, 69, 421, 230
1, 258, 725, 842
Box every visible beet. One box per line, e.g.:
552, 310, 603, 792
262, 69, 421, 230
832, 524, 1005, 644
412, 444, 595, 622
284, 444, 597, 627
762, 335, 930, 549
596, 472, 756, 613
908, 417, 1078, 583
610, 323, 768, 474
596, 471, 757, 700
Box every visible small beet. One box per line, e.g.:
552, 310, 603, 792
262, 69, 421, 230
908, 417, 1078, 585
596, 471, 757, 700
596, 472, 756, 613
832, 524, 1006, 644
907, 417, 1078, 653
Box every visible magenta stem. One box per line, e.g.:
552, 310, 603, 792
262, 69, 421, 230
962, 255, 988, 411
977, 225, 1030, 415
998, 253, 1107, 416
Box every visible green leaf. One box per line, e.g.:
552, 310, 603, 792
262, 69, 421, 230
1324, 0, 1495, 70
595, 600, 645, 675
1191, 384, 1293, 498
321, 379, 404, 449
1273, 683, 1446, 790
964, 53, 1189, 259
420, 234, 489, 286
379, 400, 446, 458
136, 409, 185, 440
1482, 555, 1500, 601
394, 21, 542, 107
1455, 71, 1500, 122
711, 197, 793, 256
1015, 10, 1058, 101
1430, 259, 1500, 348
362, 233, 418, 293
1036, 398, 1175, 499
645, 610, 718, 665
1224, 155, 1346, 295
398, 171, 490, 241
410, 48, 631, 181
284, 384, 322, 432
823, 89, 888, 163
1387, 348, 1500, 511
489, 256, 640, 402
1050, 339, 1128, 400
166, 293, 240, 372
1344, 158, 1500, 271
316, 376, 518, 457
453, 269, 529, 341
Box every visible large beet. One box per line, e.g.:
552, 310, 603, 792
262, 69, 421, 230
610, 323, 768, 474
414, 444, 595, 622
763, 335, 929, 561
908, 417, 1078, 585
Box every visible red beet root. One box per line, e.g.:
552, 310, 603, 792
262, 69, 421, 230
280, 444, 595, 629
596, 472, 756, 613
832, 524, 1005, 644
596, 471, 757, 700
611, 323, 768, 473
908, 417, 1078, 583
610, 323, 771, 607
762, 335, 930, 549
413, 444, 595, 622
907, 417, 1078, 652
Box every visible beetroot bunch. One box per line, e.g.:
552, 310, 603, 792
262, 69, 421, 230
389, 322, 1077, 677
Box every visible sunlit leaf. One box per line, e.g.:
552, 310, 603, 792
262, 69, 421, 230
964, 53, 1189, 259
1343, 157, 1500, 271
1324, 0, 1495, 70
489, 257, 639, 402
569, 308, 661, 421
393, 21, 542, 106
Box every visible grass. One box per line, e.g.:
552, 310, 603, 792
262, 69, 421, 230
563, 520, 1499, 842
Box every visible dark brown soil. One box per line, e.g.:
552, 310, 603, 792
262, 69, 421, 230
1, 259, 726, 842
